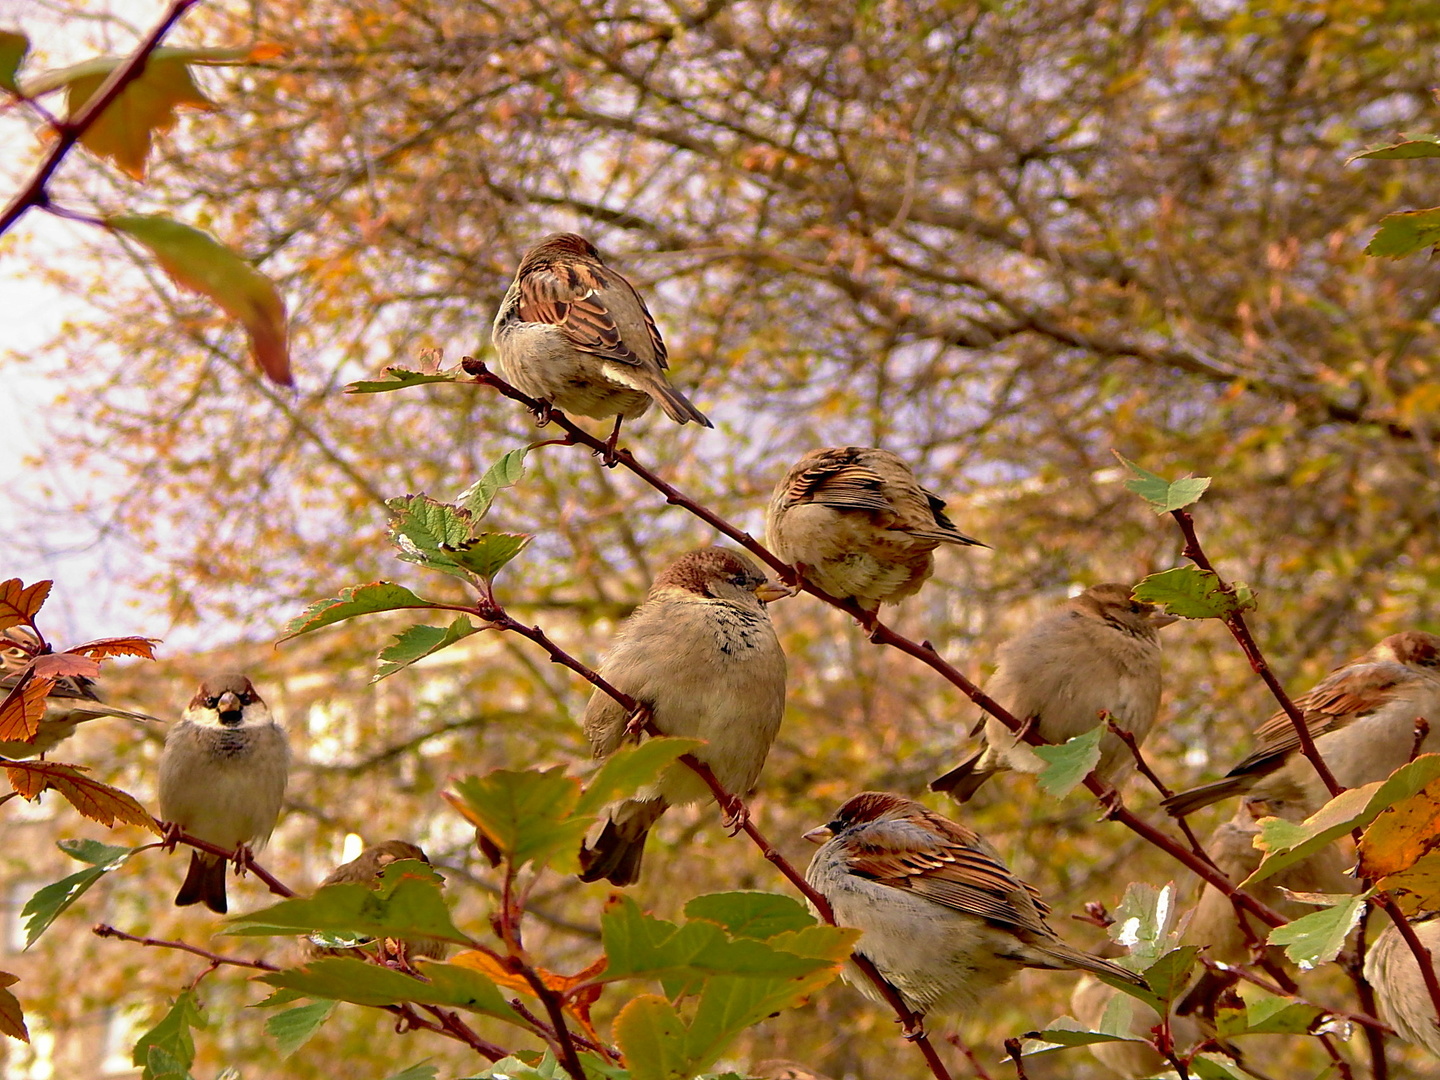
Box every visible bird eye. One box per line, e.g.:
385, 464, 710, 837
205, 697, 219, 708
1130, 602, 1144, 613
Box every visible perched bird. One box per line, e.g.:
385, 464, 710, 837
766, 446, 984, 615
302, 840, 448, 962
749, 1061, 835, 1080
579, 548, 788, 886
1163, 631, 1440, 818
491, 232, 711, 452
1365, 913, 1440, 1056
0, 626, 156, 758
158, 674, 290, 913
931, 584, 1177, 801
1177, 797, 1354, 1017
803, 792, 1144, 1018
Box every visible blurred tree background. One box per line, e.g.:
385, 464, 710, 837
4, 0, 1440, 1076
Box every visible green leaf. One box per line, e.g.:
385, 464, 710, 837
1140, 946, 1200, 1005
1235, 994, 1326, 1035
23, 45, 282, 96
685, 963, 848, 1070
386, 495, 477, 580
132, 991, 204, 1080
1365, 206, 1440, 258
682, 892, 817, 940
108, 214, 290, 386
1132, 567, 1255, 620
448, 533, 532, 582
1267, 894, 1366, 968
259, 957, 522, 1024
265, 999, 337, 1058
385, 1065, 438, 1080
1033, 724, 1103, 798
0, 31, 28, 93
1350, 135, 1440, 161
284, 582, 439, 638
460, 1055, 582, 1079
1189, 1054, 1249, 1080
1109, 882, 1182, 971
226, 860, 470, 947
614, 994, 692, 1080
1247, 755, 1440, 885
460, 447, 529, 517
1019, 1019, 1147, 1057
448, 768, 588, 873
374, 617, 479, 680
574, 738, 704, 817
346, 366, 461, 394
1112, 452, 1211, 514
22, 840, 134, 948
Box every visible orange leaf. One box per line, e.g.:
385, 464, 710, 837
31, 652, 101, 681
68, 637, 160, 661
0, 674, 55, 743
1357, 775, 1440, 879
0, 579, 51, 631
1377, 851, 1440, 913
4, 760, 159, 833
448, 950, 535, 996
0, 972, 27, 1043
64, 56, 215, 180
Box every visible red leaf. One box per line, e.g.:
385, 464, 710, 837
4, 760, 159, 833
30, 653, 101, 681
0, 580, 51, 631
0, 674, 55, 743
68, 637, 160, 661
0, 972, 27, 1043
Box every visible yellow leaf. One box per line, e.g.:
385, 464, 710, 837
1358, 775, 1440, 879
64, 56, 215, 180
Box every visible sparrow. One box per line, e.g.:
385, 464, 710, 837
490, 232, 711, 452
158, 673, 290, 913
579, 547, 788, 886
0, 626, 156, 758
1176, 797, 1354, 1017
302, 840, 448, 962
930, 584, 1178, 801
1163, 630, 1440, 818
765, 446, 984, 615
803, 792, 1144, 1019
749, 1061, 835, 1080
1364, 912, 1440, 1055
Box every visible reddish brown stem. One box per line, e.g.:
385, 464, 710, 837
1003, 1038, 1030, 1079
93, 923, 279, 971
154, 827, 296, 898
1374, 892, 1440, 1045
1168, 509, 1342, 800
0, 0, 201, 237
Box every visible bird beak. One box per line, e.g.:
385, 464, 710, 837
217, 691, 242, 712
802, 825, 833, 845
1150, 612, 1181, 628
754, 582, 794, 604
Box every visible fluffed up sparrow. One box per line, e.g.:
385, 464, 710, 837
158, 673, 290, 913
931, 584, 1177, 801
1364, 912, 1440, 1056
491, 232, 711, 453
803, 792, 1144, 1019
579, 548, 788, 886
766, 446, 983, 616
1163, 630, 1440, 818
0, 626, 156, 758
302, 839, 448, 962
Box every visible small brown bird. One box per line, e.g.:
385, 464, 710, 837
803, 792, 1144, 1018
1365, 913, 1440, 1056
766, 446, 984, 615
931, 584, 1177, 801
302, 840, 448, 962
0, 627, 156, 758
1176, 797, 1355, 1017
1163, 631, 1440, 818
749, 1061, 835, 1080
579, 548, 788, 886
158, 674, 290, 913
490, 232, 711, 452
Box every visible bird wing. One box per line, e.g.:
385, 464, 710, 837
783, 450, 894, 514
1232, 660, 1416, 776
516, 260, 668, 369
844, 815, 1053, 937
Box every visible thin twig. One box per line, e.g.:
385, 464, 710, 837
1003, 1038, 1030, 1080
155, 827, 297, 899
0, 0, 201, 237
1373, 891, 1440, 1043
1347, 915, 1391, 1080
92, 923, 278, 970
1168, 509, 1342, 800
947, 1034, 995, 1080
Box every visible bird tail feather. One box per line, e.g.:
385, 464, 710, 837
578, 798, 669, 886
1161, 776, 1256, 818
929, 751, 994, 802
175, 851, 228, 914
